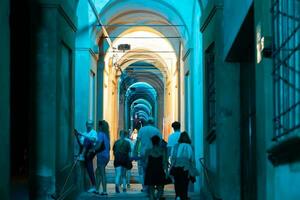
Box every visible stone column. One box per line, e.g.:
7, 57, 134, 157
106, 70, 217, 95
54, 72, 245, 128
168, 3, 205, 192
96, 39, 105, 124
0, 0, 10, 198
30, 6, 58, 198
30, 1, 77, 198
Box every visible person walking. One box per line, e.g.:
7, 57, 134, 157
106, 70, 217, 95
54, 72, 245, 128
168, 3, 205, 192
113, 130, 132, 193
125, 130, 134, 189
170, 132, 199, 200
133, 117, 162, 192
144, 135, 168, 200
95, 120, 110, 195
167, 121, 181, 157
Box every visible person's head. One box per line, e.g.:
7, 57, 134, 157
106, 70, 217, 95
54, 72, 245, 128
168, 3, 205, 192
147, 117, 154, 125
119, 130, 128, 139
151, 135, 161, 147
178, 131, 191, 144
86, 120, 94, 132
172, 121, 181, 131
98, 120, 110, 139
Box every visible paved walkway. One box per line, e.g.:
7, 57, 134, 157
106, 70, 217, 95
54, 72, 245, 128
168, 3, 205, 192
76, 184, 201, 200
77, 161, 201, 199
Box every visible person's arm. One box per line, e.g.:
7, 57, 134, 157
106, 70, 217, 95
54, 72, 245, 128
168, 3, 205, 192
74, 129, 83, 146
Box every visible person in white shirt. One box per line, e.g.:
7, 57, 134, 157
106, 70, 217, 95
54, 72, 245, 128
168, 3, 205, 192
74, 120, 97, 160
74, 120, 98, 193
167, 121, 181, 157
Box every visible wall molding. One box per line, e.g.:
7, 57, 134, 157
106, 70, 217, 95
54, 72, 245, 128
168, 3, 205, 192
200, 4, 223, 33
39, 3, 77, 32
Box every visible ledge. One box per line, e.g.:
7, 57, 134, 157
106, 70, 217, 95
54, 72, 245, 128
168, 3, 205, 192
267, 136, 300, 166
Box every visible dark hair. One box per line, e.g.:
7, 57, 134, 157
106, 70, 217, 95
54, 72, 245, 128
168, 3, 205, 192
98, 120, 110, 140
172, 121, 181, 130
178, 131, 191, 144
151, 135, 161, 146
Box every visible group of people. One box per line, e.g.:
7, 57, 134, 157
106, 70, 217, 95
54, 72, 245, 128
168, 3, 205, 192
74, 120, 110, 195
74, 118, 199, 200
134, 118, 199, 200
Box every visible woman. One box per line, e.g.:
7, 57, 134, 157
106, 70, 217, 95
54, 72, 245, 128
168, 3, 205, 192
144, 135, 168, 200
95, 120, 110, 195
113, 130, 132, 193
170, 131, 199, 200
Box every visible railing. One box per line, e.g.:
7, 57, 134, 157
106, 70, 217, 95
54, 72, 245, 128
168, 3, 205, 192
199, 158, 222, 200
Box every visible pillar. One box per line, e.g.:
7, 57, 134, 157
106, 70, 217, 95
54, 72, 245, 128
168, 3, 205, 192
30, 1, 77, 198
30, 7, 58, 197
0, 0, 10, 198
96, 39, 105, 124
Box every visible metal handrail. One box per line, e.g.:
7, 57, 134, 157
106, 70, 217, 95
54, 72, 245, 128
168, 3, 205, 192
199, 158, 222, 200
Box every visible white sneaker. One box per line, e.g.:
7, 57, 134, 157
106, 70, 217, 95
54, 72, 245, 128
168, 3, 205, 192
87, 187, 97, 193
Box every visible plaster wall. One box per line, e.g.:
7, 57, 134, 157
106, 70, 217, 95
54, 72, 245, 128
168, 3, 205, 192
201, 1, 241, 199
254, 0, 300, 199
0, 0, 10, 199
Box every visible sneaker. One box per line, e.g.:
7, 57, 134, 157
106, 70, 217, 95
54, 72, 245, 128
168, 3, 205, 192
115, 185, 120, 193
100, 192, 108, 195
87, 187, 97, 193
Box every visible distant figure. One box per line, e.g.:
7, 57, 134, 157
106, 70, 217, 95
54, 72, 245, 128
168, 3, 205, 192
95, 120, 110, 195
74, 120, 98, 193
130, 128, 138, 141
170, 132, 199, 200
167, 121, 181, 157
133, 117, 162, 192
144, 135, 168, 200
113, 130, 132, 193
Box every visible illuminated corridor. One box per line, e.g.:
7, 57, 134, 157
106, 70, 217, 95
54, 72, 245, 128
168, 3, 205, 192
1, 0, 300, 200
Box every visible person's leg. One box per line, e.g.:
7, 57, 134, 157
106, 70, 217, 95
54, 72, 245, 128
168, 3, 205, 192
148, 186, 155, 200
126, 169, 131, 188
85, 158, 96, 192
157, 185, 164, 199
138, 160, 144, 189
141, 158, 148, 192
121, 167, 127, 192
173, 167, 183, 199
181, 170, 190, 200
115, 166, 121, 193
100, 165, 108, 194
95, 166, 101, 192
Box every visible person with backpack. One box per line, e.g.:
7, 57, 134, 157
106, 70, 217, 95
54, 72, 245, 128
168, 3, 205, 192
113, 130, 132, 193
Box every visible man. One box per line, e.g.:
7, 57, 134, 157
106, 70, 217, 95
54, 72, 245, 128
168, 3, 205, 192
74, 120, 98, 193
133, 117, 162, 192
167, 121, 181, 157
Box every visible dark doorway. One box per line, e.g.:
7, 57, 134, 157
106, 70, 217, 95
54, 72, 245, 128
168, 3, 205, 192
226, 5, 257, 200
239, 6, 257, 200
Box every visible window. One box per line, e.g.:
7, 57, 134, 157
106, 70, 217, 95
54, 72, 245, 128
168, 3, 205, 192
272, 0, 300, 140
205, 43, 216, 142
